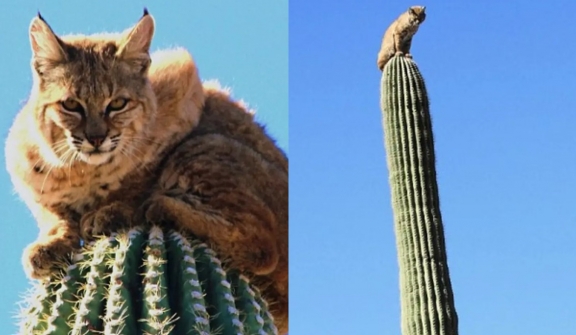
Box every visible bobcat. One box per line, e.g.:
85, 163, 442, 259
5, 10, 288, 333
377, 6, 426, 70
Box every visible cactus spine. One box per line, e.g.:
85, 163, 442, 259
380, 56, 459, 335
18, 226, 278, 335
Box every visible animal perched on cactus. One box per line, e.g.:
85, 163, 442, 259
379, 55, 459, 334
5, 9, 288, 334
377, 6, 426, 71
18, 226, 280, 335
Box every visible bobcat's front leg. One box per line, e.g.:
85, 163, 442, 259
23, 219, 81, 279
393, 32, 404, 57
403, 37, 413, 58
142, 190, 279, 276
80, 201, 135, 241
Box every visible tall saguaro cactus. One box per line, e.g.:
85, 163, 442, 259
380, 55, 459, 335
17, 226, 278, 335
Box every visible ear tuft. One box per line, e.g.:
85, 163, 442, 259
117, 13, 155, 59
29, 14, 66, 62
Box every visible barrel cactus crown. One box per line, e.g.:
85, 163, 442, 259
380, 55, 459, 335
17, 226, 278, 335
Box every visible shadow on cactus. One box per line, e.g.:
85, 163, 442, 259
17, 226, 279, 335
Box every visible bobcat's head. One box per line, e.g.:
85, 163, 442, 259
28, 10, 157, 166
408, 6, 426, 24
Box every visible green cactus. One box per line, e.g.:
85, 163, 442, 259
380, 55, 459, 335
17, 226, 278, 335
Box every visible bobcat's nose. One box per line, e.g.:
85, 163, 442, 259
86, 135, 106, 148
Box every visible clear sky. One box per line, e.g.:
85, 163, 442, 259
290, 0, 576, 334
0, 1, 287, 333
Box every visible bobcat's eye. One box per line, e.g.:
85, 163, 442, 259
106, 98, 129, 113
60, 99, 84, 114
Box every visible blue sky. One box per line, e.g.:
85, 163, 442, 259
0, 1, 286, 333
290, 0, 576, 334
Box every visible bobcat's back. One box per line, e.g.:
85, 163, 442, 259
152, 85, 289, 333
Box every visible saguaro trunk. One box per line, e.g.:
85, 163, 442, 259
380, 55, 459, 335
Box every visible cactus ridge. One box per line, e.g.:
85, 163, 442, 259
380, 56, 459, 335
17, 226, 278, 335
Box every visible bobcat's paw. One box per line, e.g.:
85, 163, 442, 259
140, 193, 210, 227
405, 53, 413, 59
80, 202, 133, 241
141, 195, 173, 226
23, 228, 80, 279
394, 51, 405, 57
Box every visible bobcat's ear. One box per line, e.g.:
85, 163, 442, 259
29, 13, 66, 65
116, 9, 155, 73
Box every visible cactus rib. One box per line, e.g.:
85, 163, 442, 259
103, 228, 144, 335
195, 244, 244, 335
72, 235, 117, 334
167, 231, 211, 334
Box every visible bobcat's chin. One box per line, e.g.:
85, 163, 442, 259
79, 151, 114, 165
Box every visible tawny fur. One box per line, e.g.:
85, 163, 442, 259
142, 85, 289, 332
377, 6, 426, 71
5, 11, 287, 334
